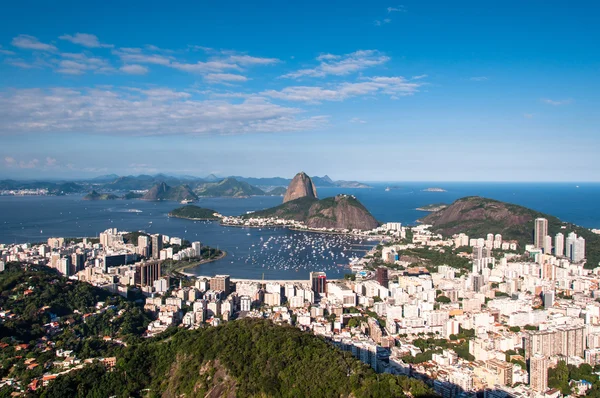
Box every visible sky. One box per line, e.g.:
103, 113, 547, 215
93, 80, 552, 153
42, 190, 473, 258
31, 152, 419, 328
0, 0, 598, 182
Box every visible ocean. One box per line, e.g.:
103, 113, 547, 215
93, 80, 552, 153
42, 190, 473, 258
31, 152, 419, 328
1, 182, 599, 279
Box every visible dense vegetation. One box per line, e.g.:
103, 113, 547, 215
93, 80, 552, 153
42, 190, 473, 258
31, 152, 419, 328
142, 182, 198, 202
548, 360, 600, 396
168, 205, 219, 220
196, 177, 265, 197
39, 319, 436, 398
83, 190, 118, 201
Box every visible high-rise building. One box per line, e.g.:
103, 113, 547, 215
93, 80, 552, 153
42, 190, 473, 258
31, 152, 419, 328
529, 355, 548, 393
210, 275, 231, 295
376, 267, 389, 288
572, 236, 586, 262
139, 261, 161, 287
151, 234, 163, 259
534, 218, 548, 249
543, 235, 552, 254
543, 291, 555, 308
555, 233, 565, 257
71, 253, 85, 273
310, 272, 327, 295
192, 241, 202, 257
566, 232, 577, 259
472, 274, 484, 292
525, 326, 585, 359
487, 359, 514, 387
138, 235, 150, 257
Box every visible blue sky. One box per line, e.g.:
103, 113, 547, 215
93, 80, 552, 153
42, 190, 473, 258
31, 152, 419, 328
0, 0, 598, 181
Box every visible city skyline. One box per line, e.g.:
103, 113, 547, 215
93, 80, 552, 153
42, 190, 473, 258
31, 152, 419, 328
1, 0, 599, 181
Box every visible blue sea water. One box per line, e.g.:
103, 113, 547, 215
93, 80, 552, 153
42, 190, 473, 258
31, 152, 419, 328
1, 182, 599, 279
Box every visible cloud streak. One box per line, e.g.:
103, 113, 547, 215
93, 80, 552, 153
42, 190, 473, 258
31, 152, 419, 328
59, 33, 113, 48
541, 98, 573, 106
11, 35, 57, 52
282, 50, 389, 79
0, 87, 327, 136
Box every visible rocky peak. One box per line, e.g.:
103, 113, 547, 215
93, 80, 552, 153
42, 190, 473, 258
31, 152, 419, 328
283, 172, 318, 203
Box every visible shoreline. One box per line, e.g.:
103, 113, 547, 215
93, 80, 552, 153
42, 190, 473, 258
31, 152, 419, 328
168, 214, 219, 221
169, 251, 227, 276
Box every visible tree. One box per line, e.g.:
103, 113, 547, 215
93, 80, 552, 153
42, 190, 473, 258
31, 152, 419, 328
435, 295, 451, 303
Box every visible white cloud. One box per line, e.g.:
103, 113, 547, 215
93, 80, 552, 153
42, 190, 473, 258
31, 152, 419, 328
4, 157, 40, 169
46, 157, 57, 166
204, 73, 248, 83
523, 113, 534, 119
470, 76, 488, 81
264, 76, 421, 103
59, 33, 113, 48
541, 98, 573, 106
224, 54, 279, 65
412, 74, 428, 80
113, 49, 173, 66
349, 117, 366, 124
0, 87, 327, 136
11, 35, 57, 52
0, 45, 16, 56
120, 64, 149, 75
282, 50, 389, 79
170, 60, 241, 73
387, 6, 406, 13
4, 58, 36, 69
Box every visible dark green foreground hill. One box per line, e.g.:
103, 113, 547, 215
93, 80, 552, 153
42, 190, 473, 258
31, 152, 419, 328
41, 319, 434, 398
422, 196, 600, 268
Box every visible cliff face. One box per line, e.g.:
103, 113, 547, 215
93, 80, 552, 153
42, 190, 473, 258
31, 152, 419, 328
306, 195, 379, 230
283, 172, 318, 203
248, 195, 379, 230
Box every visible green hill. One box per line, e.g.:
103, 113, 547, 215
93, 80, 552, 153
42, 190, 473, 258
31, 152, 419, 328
40, 319, 435, 398
247, 195, 379, 230
169, 205, 219, 220
196, 178, 265, 197
421, 196, 600, 268
142, 182, 198, 202
83, 190, 118, 201
267, 186, 287, 196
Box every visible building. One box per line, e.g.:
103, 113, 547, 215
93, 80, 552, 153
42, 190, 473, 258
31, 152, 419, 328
573, 236, 586, 262
534, 218, 548, 249
529, 354, 549, 392
138, 235, 150, 257
151, 234, 163, 260
525, 326, 585, 359
376, 267, 389, 288
543, 235, 553, 254
140, 261, 161, 287
555, 233, 564, 257
310, 272, 327, 296
487, 359, 514, 387
210, 275, 231, 295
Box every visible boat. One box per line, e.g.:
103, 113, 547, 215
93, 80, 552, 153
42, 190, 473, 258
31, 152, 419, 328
181, 199, 194, 204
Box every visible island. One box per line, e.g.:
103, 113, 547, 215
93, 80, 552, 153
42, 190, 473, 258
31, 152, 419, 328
416, 203, 448, 212
422, 187, 447, 192
83, 190, 118, 200
168, 205, 220, 220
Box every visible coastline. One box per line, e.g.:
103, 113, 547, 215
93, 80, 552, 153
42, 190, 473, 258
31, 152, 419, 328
169, 251, 227, 276
168, 214, 219, 221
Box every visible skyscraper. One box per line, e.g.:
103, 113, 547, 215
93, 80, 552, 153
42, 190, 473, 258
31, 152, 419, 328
534, 218, 548, 249
572, 236, 586, 262
210, 275, 231, 295
555, 233, 564, 257
543, 235, 553, 254
566, 232, 576, 259
529, 355, 548, 393
376, 267, 389, 288
151, 234, 163, 259
310, 271, 327, 295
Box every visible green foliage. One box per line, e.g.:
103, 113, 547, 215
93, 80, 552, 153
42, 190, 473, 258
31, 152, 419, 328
435, 295, 451, 303
509, 326, 521, 333
524, 324, 538, 331
548, 360, 571, 395
39, 319, 435, 398
168, 205, 219, 220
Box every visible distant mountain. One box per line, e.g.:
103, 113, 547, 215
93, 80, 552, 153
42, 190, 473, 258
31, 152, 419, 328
196, 178, 265, 197
142, 182, 198, 202
233, 175, 371, 189
204, 174, 221, 182
421, 196, 600, 268
267, 186, 287, 196
102, 174, 206, 191
123, 191, 144, 200
91, 174, 120, 182
83, 190, 118, 201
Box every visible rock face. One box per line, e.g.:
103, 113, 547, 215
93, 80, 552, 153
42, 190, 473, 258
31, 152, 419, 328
283, 172, 318, 203
305, 195, 379, 230
247, 194, 379, 230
